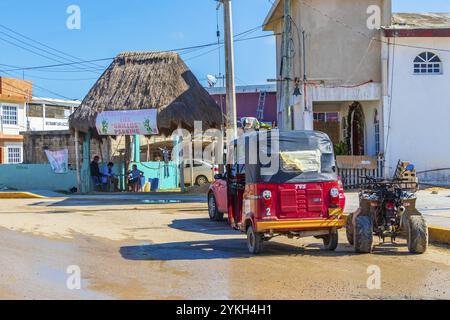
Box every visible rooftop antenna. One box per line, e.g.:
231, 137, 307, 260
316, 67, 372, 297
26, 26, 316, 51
207, 74, 218, 87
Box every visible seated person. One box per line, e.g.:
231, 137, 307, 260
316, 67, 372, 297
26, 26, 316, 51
127, 164, 144, 192
102, 162, 118, 192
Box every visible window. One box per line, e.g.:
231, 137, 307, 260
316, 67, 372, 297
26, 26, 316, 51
27, 104, 44, 117
2, 105, 18, 125
374, 110, 380, 155
7, 147, 21, 164
313, 112, 339, 123
414, 52, 442, 75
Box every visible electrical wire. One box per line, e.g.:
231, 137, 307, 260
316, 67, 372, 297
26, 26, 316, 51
301, 0, 450, 54
0, 23, 105, 70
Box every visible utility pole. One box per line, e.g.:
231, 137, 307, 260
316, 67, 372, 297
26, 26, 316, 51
281, 0, 292, 130
221, 0, 238, 139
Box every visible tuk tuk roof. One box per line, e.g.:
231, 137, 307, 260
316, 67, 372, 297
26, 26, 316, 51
233, 130, 337, 184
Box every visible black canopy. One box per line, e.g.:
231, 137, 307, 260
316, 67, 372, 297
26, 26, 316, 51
231, 130, 337, 183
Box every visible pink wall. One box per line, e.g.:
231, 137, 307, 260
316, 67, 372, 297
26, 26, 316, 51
210, 92, 277, 123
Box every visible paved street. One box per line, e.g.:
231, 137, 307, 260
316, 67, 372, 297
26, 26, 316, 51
0, 196, 449, 300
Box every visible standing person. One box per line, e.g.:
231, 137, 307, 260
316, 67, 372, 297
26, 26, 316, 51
159, 147, 170, 178
90, 156, 103, 191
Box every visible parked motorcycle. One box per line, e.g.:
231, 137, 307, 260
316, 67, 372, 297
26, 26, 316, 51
346, 166, 428, 254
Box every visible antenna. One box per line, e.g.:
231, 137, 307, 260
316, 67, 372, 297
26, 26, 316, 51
207, 74, 218, 87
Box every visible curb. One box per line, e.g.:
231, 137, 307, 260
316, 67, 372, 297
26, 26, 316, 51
0, 192, 47, 199
428, 226, 450, 245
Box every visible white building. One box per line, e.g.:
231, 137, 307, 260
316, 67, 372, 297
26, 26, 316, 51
27, 97, 80, 132
0, 76, 80, 164
264, 0, 391, 157
383, 13, 450, 184
264, 2, 450, 185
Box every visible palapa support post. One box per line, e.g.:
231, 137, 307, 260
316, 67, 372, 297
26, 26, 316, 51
125, 135, 131, 191
174, 135, 185, 193
80, 129, 92, 193
133, 135, 140, 162
74, 130, 81, 193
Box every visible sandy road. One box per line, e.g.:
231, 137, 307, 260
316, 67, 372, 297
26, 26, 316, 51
0, 197, 449, 300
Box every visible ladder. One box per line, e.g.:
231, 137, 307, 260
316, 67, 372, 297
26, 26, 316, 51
255, 91, 267, 120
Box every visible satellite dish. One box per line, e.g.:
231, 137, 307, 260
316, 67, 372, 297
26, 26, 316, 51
207, 74, 218, 87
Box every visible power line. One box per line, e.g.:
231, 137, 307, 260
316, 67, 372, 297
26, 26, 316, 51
0, 32, 103, 74
0, 23, 105, 70
1, 22, 281, 73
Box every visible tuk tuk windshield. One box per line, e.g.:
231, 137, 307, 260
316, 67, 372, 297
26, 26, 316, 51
280, 150, 322, 173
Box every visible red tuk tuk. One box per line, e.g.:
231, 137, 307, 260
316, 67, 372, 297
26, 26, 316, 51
208, 130, 346, 254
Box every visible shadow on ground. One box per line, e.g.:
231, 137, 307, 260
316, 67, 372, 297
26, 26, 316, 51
169, 218, 238, 236
28, 198, 204, 208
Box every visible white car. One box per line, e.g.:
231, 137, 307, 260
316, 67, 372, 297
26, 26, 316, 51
184, 160, 216, 185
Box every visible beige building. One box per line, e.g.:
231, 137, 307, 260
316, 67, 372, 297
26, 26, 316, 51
264, 0, 392, 158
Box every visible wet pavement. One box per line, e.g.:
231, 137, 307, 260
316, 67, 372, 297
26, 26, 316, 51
0, 197, 449, 299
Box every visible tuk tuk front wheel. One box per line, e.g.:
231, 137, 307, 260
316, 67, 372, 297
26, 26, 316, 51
322, 228, 339, 251
208, 194, 223, 221
247, 225, 264, 254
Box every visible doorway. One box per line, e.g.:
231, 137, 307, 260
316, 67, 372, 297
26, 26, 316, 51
347, 102, 365, 156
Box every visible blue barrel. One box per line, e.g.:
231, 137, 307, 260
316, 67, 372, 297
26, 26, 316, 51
151, 178, 159, 192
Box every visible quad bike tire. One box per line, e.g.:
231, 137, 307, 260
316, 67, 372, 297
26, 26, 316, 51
322, 228, 339, 251
208, 193, 224, 221
354, 215, 373, 253
247, 225, 264, 254
346, 213, 354, 245
406, 215, 428, 254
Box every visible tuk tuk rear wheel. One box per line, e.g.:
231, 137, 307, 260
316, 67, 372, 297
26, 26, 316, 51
247, 225, 264, 254
323, 228, 339, 251
346, 213, 354, 245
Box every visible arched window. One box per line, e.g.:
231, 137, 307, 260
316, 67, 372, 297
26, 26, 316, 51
414, 52, 442, 75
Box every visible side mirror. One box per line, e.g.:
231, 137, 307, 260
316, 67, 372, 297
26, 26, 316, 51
214, 173, 224, 180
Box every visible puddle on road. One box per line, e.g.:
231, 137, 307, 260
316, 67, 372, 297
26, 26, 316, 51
141, 200, 183, 204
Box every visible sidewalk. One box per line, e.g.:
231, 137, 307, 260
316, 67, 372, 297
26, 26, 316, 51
344, 189, 450, 229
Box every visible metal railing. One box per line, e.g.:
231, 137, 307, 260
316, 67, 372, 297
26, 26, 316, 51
337, 156, 384, 190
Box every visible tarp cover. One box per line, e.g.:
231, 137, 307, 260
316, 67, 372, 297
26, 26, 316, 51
239, 130, 337, 183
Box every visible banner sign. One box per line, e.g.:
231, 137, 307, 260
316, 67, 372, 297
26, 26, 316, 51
45, 149, 69, 174
95, 109, 159, 135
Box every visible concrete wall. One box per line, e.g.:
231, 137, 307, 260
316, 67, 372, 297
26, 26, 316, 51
22, 131, 108, 166
385, 37, 450, 176
0, 164, 77, 191
270, 0, 391, 84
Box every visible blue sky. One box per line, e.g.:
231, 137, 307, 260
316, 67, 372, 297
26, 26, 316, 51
0, 0, 448, 100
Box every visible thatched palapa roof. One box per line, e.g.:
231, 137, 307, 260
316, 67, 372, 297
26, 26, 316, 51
69, 52, 224, 136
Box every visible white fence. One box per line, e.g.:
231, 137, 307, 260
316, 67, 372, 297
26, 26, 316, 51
337, 156, 384, 189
